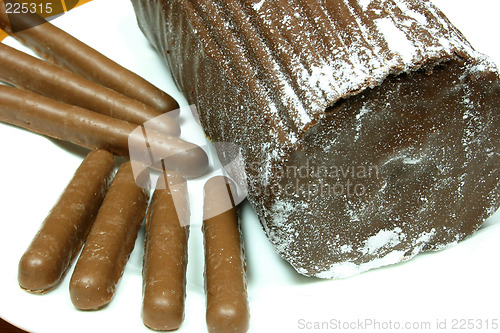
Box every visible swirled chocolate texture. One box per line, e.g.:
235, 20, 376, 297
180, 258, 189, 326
132, 0, 500, 278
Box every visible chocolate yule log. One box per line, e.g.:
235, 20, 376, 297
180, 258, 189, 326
132, 0, 500, 278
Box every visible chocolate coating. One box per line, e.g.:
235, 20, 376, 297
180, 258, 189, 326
0, 0, 179, 116
0, 43, 180, 135
69, 161, 150, 310
18, 149, 114, 293
0, 85, 209, 177
142, 171, 189, 331
203, 177, 249, 333
133, 0, 500, 278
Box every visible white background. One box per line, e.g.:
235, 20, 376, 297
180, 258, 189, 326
0, 0, 499, 332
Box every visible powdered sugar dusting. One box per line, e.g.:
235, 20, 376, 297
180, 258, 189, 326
413, 229, 436, 249
253, 0, 265, 11
340, 244, 353, 253
268, 200, 298, 254
315, 228, 438, 279
358, 0, 372, 11
354, 105, 370, 141
362, 227, 405, 255
396, 1, 428, 25
376, 17, 416, 64
466, 52, 499, 74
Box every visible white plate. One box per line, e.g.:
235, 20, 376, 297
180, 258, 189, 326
1, 1, 499, 332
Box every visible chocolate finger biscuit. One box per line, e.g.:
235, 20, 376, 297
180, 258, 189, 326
0, 0, 179, 116
142, 170, 189, 331
203, 176, 249, 333
18, 149, 115, 293
0, 43, 180, 135
69, 161, 150, 310
0, 85, 209, 177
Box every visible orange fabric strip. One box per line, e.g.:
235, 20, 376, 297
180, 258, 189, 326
0, 0, 94, 42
